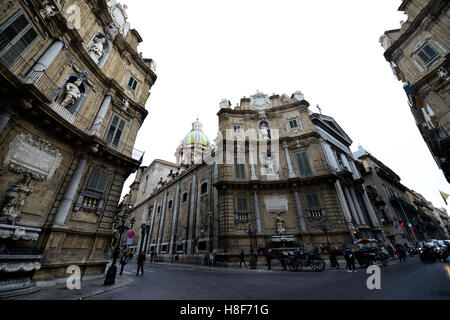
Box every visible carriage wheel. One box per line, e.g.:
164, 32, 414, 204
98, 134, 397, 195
311, 258, 326, 272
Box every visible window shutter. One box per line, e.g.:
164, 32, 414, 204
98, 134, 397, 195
87, 170, 109, 194
306, 194, 321, 209
237, 198, 248, 212
296, 152, 312, 177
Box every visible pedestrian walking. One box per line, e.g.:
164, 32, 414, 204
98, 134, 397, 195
239, 249, 247, 268
129, 251, 134, 261
150, 251, 154, 263
136, 251, 146, 276
209, 252, 215, 266
342, 244, 356, 273
119, 252, 129, 276
396, 244, 407, 262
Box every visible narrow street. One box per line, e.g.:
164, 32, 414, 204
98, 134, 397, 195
87, 257, 450, 300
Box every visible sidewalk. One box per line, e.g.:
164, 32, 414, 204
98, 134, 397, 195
17, 270, 134, 300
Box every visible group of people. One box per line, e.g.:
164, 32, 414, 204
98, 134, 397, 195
119, 251, 147, 277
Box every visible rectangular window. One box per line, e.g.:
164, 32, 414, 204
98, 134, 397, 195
306, 193, 323, 218
127, 76, 138, 91
168, 200, 173, 209
306, 194, 321, 210
104, 114, 126, 149
0, 10, 39, 67
86, 170, 109, 197
296, 152, 312, 178
78, 170, 109, 211
234, 156, 246, 181
236, 198, 249, 212
417, 43, 438, 65
235, 197, 249, 224
143, 175, 148, 191
289, 119, 298, 129
182, 192, 188, 203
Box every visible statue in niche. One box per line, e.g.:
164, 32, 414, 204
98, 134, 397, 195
40, 4, 57, 19
259, 122, 271, 140
0, 174, 33, 225
122, 98, 129, 111
88, 35, 107, 63
276, 214, 286, 235
61, 78, 82, 108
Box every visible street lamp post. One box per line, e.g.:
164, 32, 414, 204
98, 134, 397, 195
244, 223, 257, 269
104, 204, 135, 286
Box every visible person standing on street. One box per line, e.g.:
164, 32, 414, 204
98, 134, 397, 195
119, 252, 129, 276
239, 249, 247, 268
342, 244, 356, 273
136, 251, 146, 276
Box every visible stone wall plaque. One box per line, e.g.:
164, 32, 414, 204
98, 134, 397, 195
264, 196, 288, 214
3, 134, 63, 181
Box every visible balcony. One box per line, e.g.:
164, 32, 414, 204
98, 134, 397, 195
308, 208, 326, 219
0, 36, 144, 162
235, 212, 250, 224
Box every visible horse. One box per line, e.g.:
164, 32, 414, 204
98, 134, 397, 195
320, 244, 343, 269
257, 248, 287, 271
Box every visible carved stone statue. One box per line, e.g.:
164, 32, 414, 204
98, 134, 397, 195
61, 78, 82, 108
276, 215, 286, 235
122, 98, 129, 111
88, 35, 107, 63
0, 174, 33, 225
260, 122, 271, 140
40, 4, 57, 19
438, 67, 449, 81
105, 23, 119, 41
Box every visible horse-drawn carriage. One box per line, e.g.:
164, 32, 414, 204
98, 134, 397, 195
258, 246, 326, 272
353, 239, 388, 268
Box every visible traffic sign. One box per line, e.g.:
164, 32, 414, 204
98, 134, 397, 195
128, 231, 135, 239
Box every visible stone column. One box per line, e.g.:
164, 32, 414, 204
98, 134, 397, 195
156, 190, 168, 254
284, 146, 297, 178
335, 181, 353, 224
26, 40, 64, 82
54, 156, 88, 225
169, 182, 181, 255
148, 199, 157, 252
362, 189, 380, 227
343, 187, 361, 225
0, 109, 14, 135
249, 148, 258, 180
253, 190, 262, 233
293, 189, 307, 233
187, 171, 197, 254
213, 164, 219, 249
90, 95, 112, 136
349, 188, 368, 226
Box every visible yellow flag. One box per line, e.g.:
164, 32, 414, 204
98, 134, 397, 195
440, 191, 449, 205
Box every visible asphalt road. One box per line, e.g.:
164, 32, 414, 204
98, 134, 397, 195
88, 257, 450, 300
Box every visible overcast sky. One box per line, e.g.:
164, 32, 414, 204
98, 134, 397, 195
121, 0, 450, 212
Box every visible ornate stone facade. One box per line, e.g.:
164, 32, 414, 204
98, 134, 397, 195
125, 91, 378, 266
380, 0, 449, 182
0, 0, 156, 294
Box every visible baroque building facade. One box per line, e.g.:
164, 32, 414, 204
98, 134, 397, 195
380, 0, 449, 182
353, 146, 419, 246
126, 91, 380, 265
0, 0, 156, 296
